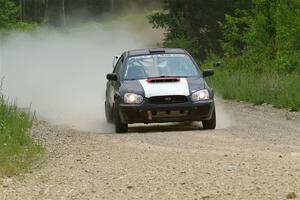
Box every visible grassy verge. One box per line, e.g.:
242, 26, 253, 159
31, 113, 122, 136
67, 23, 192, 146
208, 69, 300, 111
0, 94, 44, 177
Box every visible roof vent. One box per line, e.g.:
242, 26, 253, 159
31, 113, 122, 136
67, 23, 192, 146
149, 49, 166, 54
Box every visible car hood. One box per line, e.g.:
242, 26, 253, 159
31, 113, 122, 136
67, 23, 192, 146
120, 77, 207, 98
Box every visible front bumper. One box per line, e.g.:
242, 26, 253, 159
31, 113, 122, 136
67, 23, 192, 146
119, 99, 215, 124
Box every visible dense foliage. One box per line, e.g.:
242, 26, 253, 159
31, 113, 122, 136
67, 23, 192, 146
221, 0, 300, 74
149, 0, 300, 110
148, 0, 251, 58
213, 0, 300, 110
0, 0, 18, 29
0, 0, 32, 29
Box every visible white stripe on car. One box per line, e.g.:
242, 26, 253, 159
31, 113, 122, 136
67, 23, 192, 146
139, 78, 190, 98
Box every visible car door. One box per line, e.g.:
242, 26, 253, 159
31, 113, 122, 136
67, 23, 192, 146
106, 54, 125, 108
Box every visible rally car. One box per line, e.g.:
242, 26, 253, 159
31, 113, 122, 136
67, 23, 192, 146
105, 48, 216, 133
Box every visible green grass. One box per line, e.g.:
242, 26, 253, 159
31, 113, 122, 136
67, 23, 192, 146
208, 70, 300, 111
0, 94, 44, 177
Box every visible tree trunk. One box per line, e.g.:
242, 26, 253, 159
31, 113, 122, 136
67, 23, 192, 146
31, 0, 37, 22
23, 0, 26, 20
110, 0, 114, 12
61, 0, 66, 26
44, 0, 48, 20
19, 0, 23, 21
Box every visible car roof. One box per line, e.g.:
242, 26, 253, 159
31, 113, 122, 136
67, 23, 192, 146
126, 48, 188, 57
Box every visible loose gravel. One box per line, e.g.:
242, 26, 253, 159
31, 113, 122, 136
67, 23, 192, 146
1, 99, 300, 200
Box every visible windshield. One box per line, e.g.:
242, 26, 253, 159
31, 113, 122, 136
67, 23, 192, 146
123, 54, 200, 80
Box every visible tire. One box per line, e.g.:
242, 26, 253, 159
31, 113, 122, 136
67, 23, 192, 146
105, 101, 113, 123
202, 107, 216, 130
114, 105, 128, 133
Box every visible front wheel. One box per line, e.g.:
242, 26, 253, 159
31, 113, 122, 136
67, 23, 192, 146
202, 108, 216, 130
114, 105, 128, 133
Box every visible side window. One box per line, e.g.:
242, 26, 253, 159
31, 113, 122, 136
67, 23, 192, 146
113, 55, 124, 74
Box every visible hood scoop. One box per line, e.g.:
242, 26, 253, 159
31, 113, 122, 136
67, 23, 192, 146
147, 77, 180, 83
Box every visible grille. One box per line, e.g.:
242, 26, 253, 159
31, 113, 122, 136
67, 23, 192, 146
149, 95, 188, 104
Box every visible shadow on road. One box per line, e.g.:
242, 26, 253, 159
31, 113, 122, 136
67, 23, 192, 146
128, 122, 203, 134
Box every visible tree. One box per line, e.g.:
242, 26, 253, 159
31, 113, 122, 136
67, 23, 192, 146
110, 0, 114, 12
219, 0, 300, 73
6, 0, 162, 27
48, 0, 65, 26
44, 0, 48, 20
149, 0, 252, 58
0, 0, 20, 29
61, 0, 66, 26
31, 0, 37, 21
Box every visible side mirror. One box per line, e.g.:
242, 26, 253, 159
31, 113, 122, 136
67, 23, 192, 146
106, 73, 118, 81
203, 69, 214, 77
112, 56, 119, 68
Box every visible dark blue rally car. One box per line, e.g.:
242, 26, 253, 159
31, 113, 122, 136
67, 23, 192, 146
105, 48, 216, 133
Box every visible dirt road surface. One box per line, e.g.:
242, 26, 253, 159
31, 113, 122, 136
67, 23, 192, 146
1, 99, 300, 200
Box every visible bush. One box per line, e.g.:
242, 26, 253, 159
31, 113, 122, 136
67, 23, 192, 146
0, 0, 34, 31
220, 0, 300, 73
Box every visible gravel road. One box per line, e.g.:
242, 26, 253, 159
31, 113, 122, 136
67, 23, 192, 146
1, 99, 300, 200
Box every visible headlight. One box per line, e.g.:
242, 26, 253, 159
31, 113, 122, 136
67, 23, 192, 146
124, 93, 144, 104
192, 89, 210, 101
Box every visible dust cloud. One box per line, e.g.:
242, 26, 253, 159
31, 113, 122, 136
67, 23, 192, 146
215, 98, 233, 129
0, 17, 232, 133
0, 19, 163, 132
